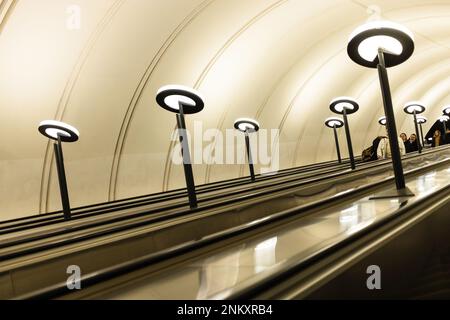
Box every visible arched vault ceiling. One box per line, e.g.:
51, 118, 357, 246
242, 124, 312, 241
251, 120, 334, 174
1, 0, 450, 220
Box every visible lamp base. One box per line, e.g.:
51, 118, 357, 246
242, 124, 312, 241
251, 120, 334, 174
369, 187, 415, 200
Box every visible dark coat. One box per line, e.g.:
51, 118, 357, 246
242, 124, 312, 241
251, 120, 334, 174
404, 140, 417, 153
409, 140, 419, 152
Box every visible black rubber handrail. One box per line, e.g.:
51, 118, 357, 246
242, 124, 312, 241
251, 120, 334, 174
0, 147, 441, 234
13, 157, 450, 300
0, 157, 358, 230
0, 160, 354, 235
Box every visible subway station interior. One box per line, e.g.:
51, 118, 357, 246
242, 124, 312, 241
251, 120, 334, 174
1, 0, 450, 301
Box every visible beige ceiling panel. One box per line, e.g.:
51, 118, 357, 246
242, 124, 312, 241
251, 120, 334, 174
0, 0, 113, 219
115, 0, 288, 197
46, 0, 208, 211
1, 0, 450, 220
202, 0, 349, 181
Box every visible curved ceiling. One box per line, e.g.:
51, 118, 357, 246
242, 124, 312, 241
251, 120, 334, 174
1, 0, 449, 220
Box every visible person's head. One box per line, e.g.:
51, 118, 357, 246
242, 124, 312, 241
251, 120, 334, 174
434, 130, 441, 137
400, 133, 407, 141
410, 134, 416, 142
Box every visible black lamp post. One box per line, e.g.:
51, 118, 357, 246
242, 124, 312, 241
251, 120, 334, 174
378, 116, 387, 126
439, 115, 450, 144
347, 20, 415, 198
234, 118, 260, 181
156, 85, 204, 209
404, 102, 425, 154
324, 117, 344, 163
329, 97, 359, 170
38, 120, 79, 220
442, 107, 450, 144
415, 115, 427, 146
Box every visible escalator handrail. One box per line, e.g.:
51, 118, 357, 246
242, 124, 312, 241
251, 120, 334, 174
1, 156, 358, 225
0, 158, 358, 228
0, 147, 443, 236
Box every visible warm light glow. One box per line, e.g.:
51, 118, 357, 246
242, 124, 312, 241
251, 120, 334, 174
255, 237, 278, 251
254, 237, 278, 274
45, 128, 71, 138
164, 95, 196, 110
339, 205, 358, 224
238, 123, 254, 131
358, 36, 402, 62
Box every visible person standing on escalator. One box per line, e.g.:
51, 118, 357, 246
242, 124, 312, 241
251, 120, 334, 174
431, 130, 444, 147
408, 133, 419, 152
400, 132, 413, 153
377, 130, 406, 159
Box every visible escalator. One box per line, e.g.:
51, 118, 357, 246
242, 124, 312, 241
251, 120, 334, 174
1, 147, 445, 251
9, 147, 449, 299
240, 179, 450, 300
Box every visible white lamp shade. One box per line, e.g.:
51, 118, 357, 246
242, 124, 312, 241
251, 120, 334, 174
404, 102, 425, 114
325, 117, 344, 128
156, 84, 205, 114
234, 118, 260, 133
38, 120, 80, 142
347, 21, 414, 68
329, 97, 359, 115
